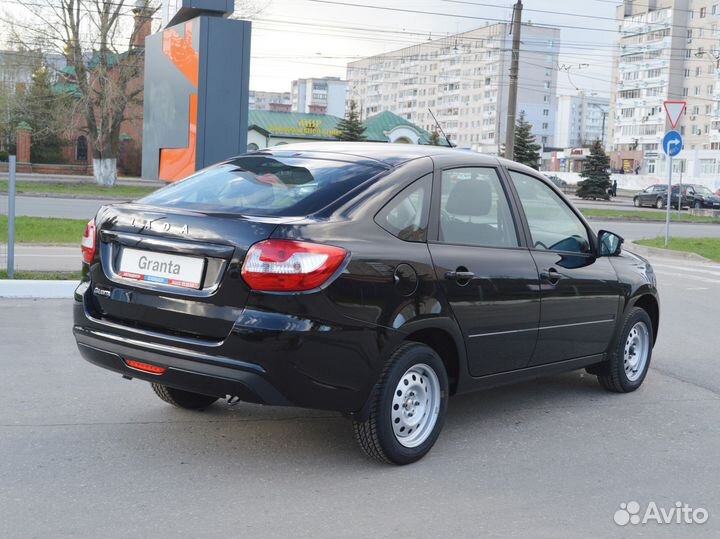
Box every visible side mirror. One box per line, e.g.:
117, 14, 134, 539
598, 230, 624, 257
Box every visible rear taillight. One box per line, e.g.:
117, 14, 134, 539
125, 360, 167, 375
81, 218, 96, 264
241, 239, 348, 292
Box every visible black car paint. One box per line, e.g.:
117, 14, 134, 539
73, 144, 659, 417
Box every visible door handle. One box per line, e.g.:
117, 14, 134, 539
445, 270, 475, 281
541, 267, 563, 284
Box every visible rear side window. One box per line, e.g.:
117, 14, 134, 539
376, 175, 431, 242
139, 155, 386, 217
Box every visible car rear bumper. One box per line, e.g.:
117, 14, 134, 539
73, 327, 290, 405
72, 282, 389, 413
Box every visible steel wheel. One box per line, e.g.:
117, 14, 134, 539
623, 321, 650, 382
390, 363, 441, 448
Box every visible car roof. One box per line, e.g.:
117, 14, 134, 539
252, 141, 534, 172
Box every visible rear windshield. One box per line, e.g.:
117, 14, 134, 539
139, 155, 387, 217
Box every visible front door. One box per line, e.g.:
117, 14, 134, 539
428, 166, 540, 377
506, 170, 622, 365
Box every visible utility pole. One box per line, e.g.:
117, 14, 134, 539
504, 0, 523, 160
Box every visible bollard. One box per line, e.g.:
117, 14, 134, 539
7, 155, 16, 279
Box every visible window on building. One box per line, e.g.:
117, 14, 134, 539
700, 6, 707, 17
76, 136, 88, 162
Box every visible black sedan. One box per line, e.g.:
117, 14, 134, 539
633, 184, 669, 208
675, 184, 720, 210
73, 143, 659, 465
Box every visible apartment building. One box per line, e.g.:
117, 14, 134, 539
346, 23, 561, 154
249, 90, 292, 111
609, 0, 720, 177
291, 77, 347, 117
555, 92, 610, 148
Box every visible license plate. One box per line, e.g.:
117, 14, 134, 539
118, 248, 205, 289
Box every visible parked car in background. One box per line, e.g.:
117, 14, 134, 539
633, 184, 668, 208
544, 174, 567, 189
677, 184, 720, 209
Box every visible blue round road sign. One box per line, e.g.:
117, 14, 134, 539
662, 131, 683, 157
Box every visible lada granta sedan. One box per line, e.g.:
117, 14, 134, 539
73, 143, 659, 465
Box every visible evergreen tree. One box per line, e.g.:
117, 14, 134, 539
512, 111, 541, 169
336, 100, 366, 141
576, 139, 612, 200
18, 65, 69, 163
429, 129, 440, 146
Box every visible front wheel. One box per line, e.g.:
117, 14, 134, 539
597, 307, 654, 393
694, 200, 702, 209
353, 342, 448, 465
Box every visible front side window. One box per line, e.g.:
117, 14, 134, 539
438, 167, 518, 248
509, 171, 591, 254
376, 175, 431, 242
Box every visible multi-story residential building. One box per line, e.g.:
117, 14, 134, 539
555, 92, 610, 148
346, 23, 561, 154
609, 0, 720, 177
249, 90, 292, 111
291, 77, 347, 117
0, 50, 66, 93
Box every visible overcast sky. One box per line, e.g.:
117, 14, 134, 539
247, 0, 620, 97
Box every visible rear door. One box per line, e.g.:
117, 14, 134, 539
506, 169, 622, 365
427, 164, 540, 377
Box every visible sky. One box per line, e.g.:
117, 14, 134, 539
246, 0, 620, 98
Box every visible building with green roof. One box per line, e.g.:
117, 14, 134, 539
247, 109, 446, 150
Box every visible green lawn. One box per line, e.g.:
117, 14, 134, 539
0, 216, 87, 244
635, 237, 720, 262
581, 208, 720, 223
0, 180, 158, 199
0, 270, 82, 280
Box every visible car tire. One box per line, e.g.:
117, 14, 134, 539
597, 307, 653, 393
151, 383, 219, 410
694, 200, 702, 209
656, 197, 664, 209
633, 197, 640, 207
353, 342, 449, 465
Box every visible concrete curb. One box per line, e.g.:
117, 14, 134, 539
585, 216, 720, 225
0, 280, 77, 298
625, 241, 711, 263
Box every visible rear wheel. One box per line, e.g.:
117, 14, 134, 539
151, 383, 219, 410
353, 342, 448, 465
656, 197, 665, 209
596, 307, 653, 393
633, 197, 640, 207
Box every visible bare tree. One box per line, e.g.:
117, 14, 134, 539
7, 0, 158, 184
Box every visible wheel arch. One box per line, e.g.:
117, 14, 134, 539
403, 327, 462, 395
630, 293, 659, 344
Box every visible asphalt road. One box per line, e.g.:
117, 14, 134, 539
1, 252, 719, 539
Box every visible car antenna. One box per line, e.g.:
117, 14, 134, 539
428, 108, 453, 148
